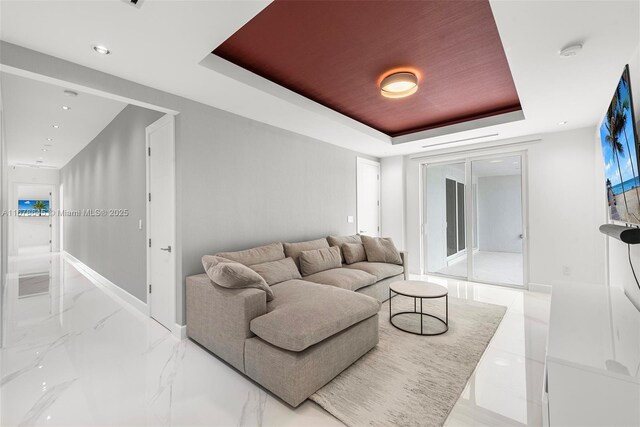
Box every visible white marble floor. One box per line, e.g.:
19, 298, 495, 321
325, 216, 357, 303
437, 251, 524, 286
1, 253, 550, 426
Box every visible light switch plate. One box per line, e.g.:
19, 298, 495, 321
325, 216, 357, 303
347, 216, 354, 224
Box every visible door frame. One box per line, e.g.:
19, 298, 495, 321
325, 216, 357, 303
420, 150, 530, 289
8, 182, 57, 255
356, 157, 381, 236
145, 114, 177, 333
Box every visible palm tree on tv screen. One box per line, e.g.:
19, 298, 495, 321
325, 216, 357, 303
605, 103, 628, 208
619, 95, 640, 199
33, 200, 46, 216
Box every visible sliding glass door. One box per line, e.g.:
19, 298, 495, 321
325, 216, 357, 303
423, 154, 526, 287
424, 162, 467, 279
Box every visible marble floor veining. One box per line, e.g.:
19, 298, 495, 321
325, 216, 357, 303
1, 253, 551, 426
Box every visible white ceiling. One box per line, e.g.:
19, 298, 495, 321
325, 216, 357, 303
1, 72, 127, 168
0, 0, 639, 158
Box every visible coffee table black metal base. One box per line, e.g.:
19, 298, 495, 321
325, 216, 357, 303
389, 289, 448, 336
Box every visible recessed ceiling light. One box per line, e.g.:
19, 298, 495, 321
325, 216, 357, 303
52, 124, 59, 129
63, 90, 78, 97
46, 138, 53, 141
92, 44, 111, 55
42, 149, 48, 152
559, 44, 582, 58
559, 121, 568, 125
62, 106, 71, 111
380, 72, 418, 98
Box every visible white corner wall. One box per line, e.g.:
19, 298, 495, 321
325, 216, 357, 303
404, 126, 606, 288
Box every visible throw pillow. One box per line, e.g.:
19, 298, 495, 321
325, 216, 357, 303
299, 246, 342, 276
202, 255, 274, 301
342, 242, 367, 264
327, 235, 362, 262
361, 236, 403, 265
250, 257, 302, 286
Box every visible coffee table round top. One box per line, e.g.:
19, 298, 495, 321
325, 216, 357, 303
389, 280, 448, 298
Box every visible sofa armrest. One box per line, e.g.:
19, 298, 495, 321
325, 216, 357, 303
399, 251, 409, 279
186, 274, 267, 372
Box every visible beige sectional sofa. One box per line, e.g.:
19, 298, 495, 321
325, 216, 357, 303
186, 235, 408, 407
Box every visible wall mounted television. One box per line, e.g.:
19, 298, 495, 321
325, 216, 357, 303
600, 65, 640, 225
18, 199, 50, 217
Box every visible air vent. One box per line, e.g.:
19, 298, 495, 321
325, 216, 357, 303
122, 0, 144, 8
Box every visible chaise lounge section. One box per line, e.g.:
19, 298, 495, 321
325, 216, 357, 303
186, 235, 407, 407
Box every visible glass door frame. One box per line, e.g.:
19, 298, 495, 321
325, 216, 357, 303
420, 150, 529, 289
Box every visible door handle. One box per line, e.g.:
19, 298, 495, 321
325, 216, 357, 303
160, 245, 172, 253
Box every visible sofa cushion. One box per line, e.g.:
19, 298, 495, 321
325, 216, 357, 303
361, 235, 403, 265
202, 255, 274, 301
303, 267, 376, 291
299, 246, 342, 276
345, 262, 404, 281
327, 235, 362, 261
251, 279, 380, 351
342, 242, 367, 265
283, 238, 329, 269
216, 242, 284, 266
250, 257, 301, 286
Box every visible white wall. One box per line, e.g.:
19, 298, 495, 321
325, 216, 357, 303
381, 156, 405, 249
7, 166, 59, 255
405, 127, 606, 288
477, 175, 522, 253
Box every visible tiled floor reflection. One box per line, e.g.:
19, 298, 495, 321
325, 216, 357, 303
1, 253, 550, 426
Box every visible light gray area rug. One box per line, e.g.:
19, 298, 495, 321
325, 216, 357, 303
310, 295, 507, 427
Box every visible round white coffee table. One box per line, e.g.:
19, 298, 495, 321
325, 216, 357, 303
389, 280, 449, 336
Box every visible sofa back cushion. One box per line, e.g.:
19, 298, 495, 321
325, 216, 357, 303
283, 238, 329, 269
299, 246, 342, 276
216, 242, 284, 266
361, 236, 403, 265
327, 235, 362, 262
250, 257, 301, 286
342, 242, 367, 265
202, 255, 274, 301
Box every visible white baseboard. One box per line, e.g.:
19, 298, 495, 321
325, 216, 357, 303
173, 324, 187, 339
63, 251, 149, 316
528, 282, 552, 294
63, 252, 187, 339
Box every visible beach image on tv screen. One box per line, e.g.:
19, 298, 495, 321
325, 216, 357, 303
600, 66, 640, 224
18, 199, 50, 217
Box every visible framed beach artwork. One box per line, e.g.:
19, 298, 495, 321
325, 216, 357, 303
600, 65, 640, 225
17, 199, 50, 217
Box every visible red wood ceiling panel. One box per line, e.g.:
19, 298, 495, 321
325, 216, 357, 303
213, 0, 521, 137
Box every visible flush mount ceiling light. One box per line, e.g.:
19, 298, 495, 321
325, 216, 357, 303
62, 106, 71, 111
92, 44, 111, 55
46, 138, 53, 141
380, 72, 418, 98
559, 44, 582, 58
42, 149, 48, 152
63, 90, 78, 97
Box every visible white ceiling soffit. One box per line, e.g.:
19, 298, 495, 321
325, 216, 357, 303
0, 1, 639, 158
1, 72, 127, 168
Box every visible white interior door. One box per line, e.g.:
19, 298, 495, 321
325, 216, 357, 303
357, 158, 380, 237
146, 115, 176, 331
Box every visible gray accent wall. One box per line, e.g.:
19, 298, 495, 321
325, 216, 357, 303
61, 105, 163, 302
